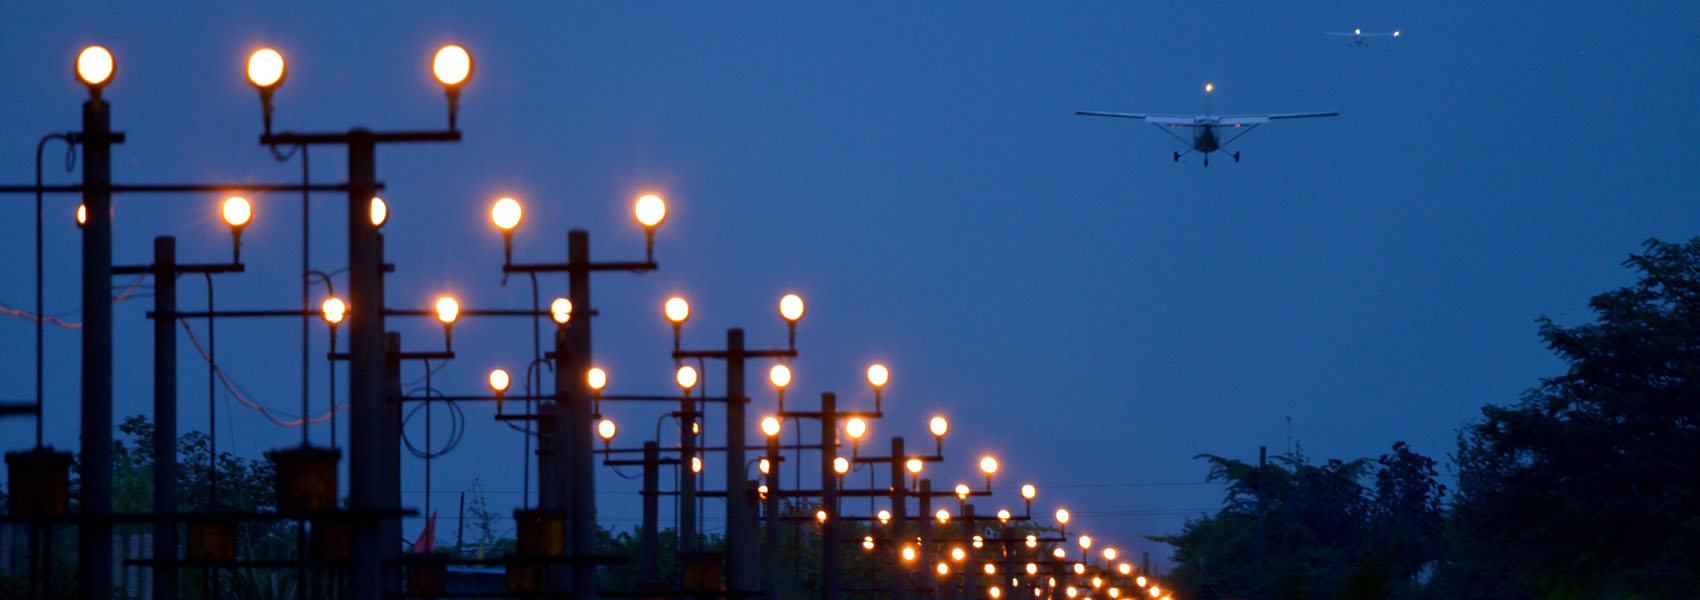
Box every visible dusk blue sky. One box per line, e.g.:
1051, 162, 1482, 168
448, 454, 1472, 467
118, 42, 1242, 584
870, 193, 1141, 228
3, 2, 1698, 566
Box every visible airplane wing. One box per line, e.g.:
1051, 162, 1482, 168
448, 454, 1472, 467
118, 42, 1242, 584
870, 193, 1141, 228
1264, 112, 1340, 120
1323, 32, 1359, 36
1076, 111, 1200, 125
1326, 31, 1400, 37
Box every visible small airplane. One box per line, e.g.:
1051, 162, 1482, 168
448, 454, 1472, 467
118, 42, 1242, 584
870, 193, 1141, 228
1326, 28, 1401, 46
1074, 84, 1338, 166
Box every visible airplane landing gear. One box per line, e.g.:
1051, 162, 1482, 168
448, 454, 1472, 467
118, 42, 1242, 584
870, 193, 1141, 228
1203, 154, 1209, 167
1173, 151, 1180, 162
1233, 152, 1240, 162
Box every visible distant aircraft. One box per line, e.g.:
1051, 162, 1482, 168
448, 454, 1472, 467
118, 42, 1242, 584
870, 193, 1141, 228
1074, 84, 1339, 166
1326, 28, 1401, 46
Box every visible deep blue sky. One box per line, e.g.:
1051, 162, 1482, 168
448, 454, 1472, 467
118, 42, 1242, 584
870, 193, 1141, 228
4, 2, 1698, 566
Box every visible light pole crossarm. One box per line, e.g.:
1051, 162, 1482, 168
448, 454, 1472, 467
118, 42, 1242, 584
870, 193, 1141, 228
501, 260, 658, 274
116, 262, 243, 275
260, 130, 460, 145
0, 182, 374, 194
672, 349, 798, 360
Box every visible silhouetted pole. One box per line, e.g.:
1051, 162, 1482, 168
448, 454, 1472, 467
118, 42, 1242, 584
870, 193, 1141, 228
642, 441, 660, 584
151, 236, 179, 600
347, 130, 396, 598
680, 393, 697, 554
888, 436, 908, 599
77, 95, 116, 600
566, 230, 598, 600
763, 428, 781, 596
724, 328, 756, 593
962, 503, 977, 600
818, 393, 841, 600
545, 321, 570, 593
1257, 445, 1266, 593
918, 478, 934, 598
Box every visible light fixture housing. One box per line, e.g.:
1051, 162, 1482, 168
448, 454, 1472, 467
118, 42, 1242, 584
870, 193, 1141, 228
76, 46, 115, 99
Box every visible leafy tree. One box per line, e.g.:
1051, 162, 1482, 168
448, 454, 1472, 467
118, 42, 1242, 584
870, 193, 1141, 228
1441, 238, 1700, 598
1157, 443, 1446, 600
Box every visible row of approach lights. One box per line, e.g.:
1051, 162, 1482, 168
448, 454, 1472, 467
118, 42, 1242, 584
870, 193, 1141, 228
73, 44, 472, 127
76, 43, 1167, 600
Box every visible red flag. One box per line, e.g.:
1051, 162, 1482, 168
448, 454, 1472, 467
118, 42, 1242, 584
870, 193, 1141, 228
413, 510, 438, 554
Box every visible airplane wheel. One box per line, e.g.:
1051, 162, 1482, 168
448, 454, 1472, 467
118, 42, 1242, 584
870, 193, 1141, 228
1173, 151, 1180, 162
1203, 156, 1209, 167
1233, 152, 1240, 162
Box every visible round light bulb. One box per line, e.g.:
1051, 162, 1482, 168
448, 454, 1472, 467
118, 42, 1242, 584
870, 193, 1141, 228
433, 45, 472, 86
833, 457, 849, 474
675, 365, 698, 389
980, 456, 998, 475
664, 296, 689, 323
77, 46, 114, 87
222, 196, 252, 228
587, 367, 607, 391
488, 369, 510, 393
76, 204, 87, 227
690, 457, 702, 473
845, 417, 866, 440
1026, 563, 1038, 575
950, 547, 965, 561
996, 509, 1011, 522
768, 364, 791, 388
1104, 548, 1117, 561
1055, 508, 1070, 525
550, 298, 571, 324
1118, 563, 1132, 575
815, 510, 827, 523
247, 48, 284, 88
877, 510, 891, 524
937, 562, 949, 576
758, 458, 770, 475
901, 547, 916, 562
954, 484, 970, 500
862, 536, 874, 550
778, 294, 804, 322
321, 298, 346, 325
369, 197, 388, 227
597, 418, 616, 440
760, 416, 780, 437
434, 296, 459, 324
1021, 484, 1037, 500
866, 364, 889, 387
1079, 535, 1092, 550
905, 458, 923, 474
936, 509, 950, 524
634, 194, 666, 228
929, 416, 948, 437
491, 197, 522, 231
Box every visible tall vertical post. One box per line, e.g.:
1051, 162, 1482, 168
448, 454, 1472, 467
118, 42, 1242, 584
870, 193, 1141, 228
724, 329, 755, 593
962, 503, 977, 600
641, 441, 660, 584
346, 130, 397, 599
918, 478, 934, 598
888, 437, 908, 599
77, 97, 114, 600
679, 395, 697, 554
818, 393, 840, 600
151, 237, 178, 600
545, 323, 570, 595
566, 230, 597, 600
763, 431, 781, 597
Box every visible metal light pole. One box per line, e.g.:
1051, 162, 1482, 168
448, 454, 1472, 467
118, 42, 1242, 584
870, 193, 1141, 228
151, 237, 178, 600
725, 328, 756, 593
818, 393, 841, 600
77, 94, 115, 600
888, 436, 908, 599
